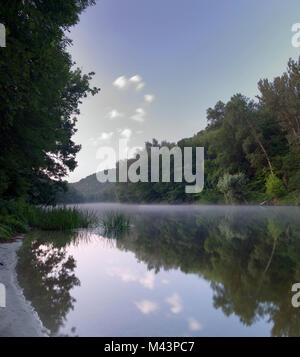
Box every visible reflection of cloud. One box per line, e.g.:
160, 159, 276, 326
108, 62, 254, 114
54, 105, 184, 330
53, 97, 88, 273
106, 109, 123, 119
135, 300, 158, 315
139, 271, 155, 290
106, 266, 155, 290
107, 267, 137, 282
161, 279, 170, 285
113, 75, 127, 89
131, 108, 146, 122
188, 317, 203, 331
166, 293, 183, 314
144, 94, 155, 103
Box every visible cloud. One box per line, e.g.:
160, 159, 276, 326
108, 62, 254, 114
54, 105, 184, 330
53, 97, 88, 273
144, 94, 155, 103
188, 317, 203, 331
165, 293, 183, 314
139, 271, 155, 290
131, 108, 146, 122
129, 75, 142, 83
113, 75, 127, 89
113, 74, 145, 91
106, 109, 123, 120
99, 132, 114, 141
136, 82, 145, 91
135, 300, 158, 315
120, 128, 132, 139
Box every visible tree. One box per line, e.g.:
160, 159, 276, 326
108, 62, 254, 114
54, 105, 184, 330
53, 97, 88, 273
0, 0, 99, 204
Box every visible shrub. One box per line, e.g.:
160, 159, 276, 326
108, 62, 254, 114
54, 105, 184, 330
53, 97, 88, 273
265, 174, 286, 199
217, 173, 248, 204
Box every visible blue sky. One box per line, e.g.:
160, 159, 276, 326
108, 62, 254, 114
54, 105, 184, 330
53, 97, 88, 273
67, 0, 300, 182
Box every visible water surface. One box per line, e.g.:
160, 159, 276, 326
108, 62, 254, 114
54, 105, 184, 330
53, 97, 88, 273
17, 204, 300, 336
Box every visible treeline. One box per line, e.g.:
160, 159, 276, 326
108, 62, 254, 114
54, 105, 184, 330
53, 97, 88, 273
63, 57, 300, 205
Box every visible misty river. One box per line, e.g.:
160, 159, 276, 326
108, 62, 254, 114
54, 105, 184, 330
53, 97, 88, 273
16, 203, 300, 337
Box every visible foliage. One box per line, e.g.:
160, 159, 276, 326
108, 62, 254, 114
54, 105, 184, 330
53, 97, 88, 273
0, 0, 99, 205
265, 174, 286, 199
217, 173, 248, 204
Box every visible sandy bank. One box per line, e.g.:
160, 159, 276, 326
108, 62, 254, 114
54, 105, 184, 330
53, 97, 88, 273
0, 237, 46, 337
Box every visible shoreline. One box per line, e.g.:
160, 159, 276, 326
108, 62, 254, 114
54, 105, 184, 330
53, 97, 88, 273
0, 237, 47, 337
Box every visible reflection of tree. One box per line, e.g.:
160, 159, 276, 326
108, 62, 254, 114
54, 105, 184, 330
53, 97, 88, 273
16, 231, 80, 336
114, 207, 300, 336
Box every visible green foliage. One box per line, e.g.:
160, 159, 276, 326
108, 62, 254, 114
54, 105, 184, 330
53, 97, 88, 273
217, 173, 248, 204
28, 206, 98, 231
266, 174, 286, 199
0, 1, 99, 205
0, 199, 97, 239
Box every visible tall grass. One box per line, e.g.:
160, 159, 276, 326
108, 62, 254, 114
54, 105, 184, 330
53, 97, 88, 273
28, 206, 98, 231
0, 200, 97, 240
101, 211, 130, 237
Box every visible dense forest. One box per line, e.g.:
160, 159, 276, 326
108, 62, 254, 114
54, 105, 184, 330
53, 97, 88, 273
60, 58, 300, 205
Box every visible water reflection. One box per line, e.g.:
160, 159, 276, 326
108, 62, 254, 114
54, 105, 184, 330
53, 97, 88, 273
16, 231, 80, 336
17, 205, 300, 336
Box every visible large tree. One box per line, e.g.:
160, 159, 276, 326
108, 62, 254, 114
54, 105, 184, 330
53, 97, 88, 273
0, 0, 99, 204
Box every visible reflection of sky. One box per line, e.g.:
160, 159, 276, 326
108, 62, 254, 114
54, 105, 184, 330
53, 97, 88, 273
56, 234, 272, 337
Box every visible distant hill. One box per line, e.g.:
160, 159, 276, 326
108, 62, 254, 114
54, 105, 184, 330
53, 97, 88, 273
57, 170, 117, 203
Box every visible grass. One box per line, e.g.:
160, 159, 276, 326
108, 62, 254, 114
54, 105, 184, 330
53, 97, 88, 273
101, 211, 131, 237
0, 200, 98, 241
28, 206, 98, 231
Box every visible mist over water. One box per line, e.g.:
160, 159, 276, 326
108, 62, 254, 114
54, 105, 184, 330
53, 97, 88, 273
16, 204, 300, 337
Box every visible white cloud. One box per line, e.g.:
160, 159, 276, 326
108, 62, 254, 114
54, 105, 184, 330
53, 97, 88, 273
144, 94, 155, 103
139, 271, 155, 290
165, 293, 183, 314
106, 109, 123, 120
131, 108, 146, 122
113, 75, 127, 89
120, 128, 132, 139
135, 300, 158, 315
129, 75, 142, 83
188, 317, 203, 331
99, 132, 114, 141
136, 82, 145, 91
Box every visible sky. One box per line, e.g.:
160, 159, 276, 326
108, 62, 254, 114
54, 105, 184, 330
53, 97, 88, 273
66, 0, 300, 182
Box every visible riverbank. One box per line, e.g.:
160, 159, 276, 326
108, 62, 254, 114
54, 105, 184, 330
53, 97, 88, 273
0, 236, 46, 337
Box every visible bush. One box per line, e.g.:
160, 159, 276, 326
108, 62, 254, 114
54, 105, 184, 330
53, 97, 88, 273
265, 174, 286, 199
217, 173, 248, 204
